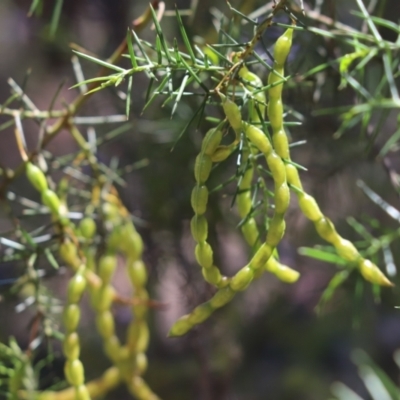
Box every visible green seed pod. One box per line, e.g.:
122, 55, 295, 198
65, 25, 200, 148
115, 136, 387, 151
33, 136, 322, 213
274, 28, 293, 66
272, 130, 290, 159
64, 359, 85, 386
194, 154, 212, 184
209, 286, 236, 308
315, 217, 338, 243
98, 254, 117, 284
123, 230, 144, 260
266, 153, 286, 187
334, 238, 360, 262
135, 352, 148, 375
41, 189, 61, 216
92, 285, 114, 312
190, 215, 208, 242
133, 289, 149, 319
358, 259, 393, 287
274, 264, 300, 283
285, 164, 303, 190
191, 185, 208, 215
75, 385, 91, 400
244, 123, 271, 154
168, 315, 192, 337
96, 311, 115, 339
127, 322, 149, 353
220, 95, 242, 134
298, 194, 323, 222
79, 217, 96, 240
267, 99, 283, 130
241, 218, 259, 247
63, 304, 81, 333
201, 266, 222, 286
230, 266, 254, 291
249, 243, 270, 271
274, 185, 290, 214
63, 333, 80, 360
210, 145, 235, 162
266, 216, 285, 247
187, 303, 213, 325
67, 273, 87, 304
104, 335, 121, 362
195, 242, 213, 269
26, 162, 48, 193
59, 240, 80, 269
201, 129, 223, 156
127, 259, 148, 288
268, 68, 284, 100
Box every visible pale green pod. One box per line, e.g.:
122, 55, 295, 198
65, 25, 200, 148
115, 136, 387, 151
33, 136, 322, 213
285, 164, 303, 190
65, 359, 85, 386
272, 130, 290, 159
274, 185, 290, 214
168, 315, 192, 337
75, 385, 91, 400
67, 273, 87, 304
98, 254, 117, 284
298, 194, 324, 222
201, 129, 223, 156
241, 218, 260, 247
195, 242, 213, 269
358, 259, 393, 287
266, 216, 286, 247
96, 311, 115, 339
266, 153, 286, 187
187, 303, 214, 325
334, 238, 360, 262
210, 145, 235, 162
220, 95, 242, 134
201, 266, 222, 286
59, 240, 79, 269
79, 217, 96, 239
194, 154, 213, 184
190, 215, 208, 242
267, 99, 283, 130
127, 321, 149, 353
127, 259, 148, 288
191, 185, 208, 215
274, 28, 293, 66
209, 286, 236, 308
63, 304, 81, 333
92, 285, 114, 312
230, 266, 254, 291
274, 264, 300, 283
41, 189, 61, 216
26, 162, 48, 193
63, 333, 80, 360
103, 335, 121, 363
135, 352, 148, 375
243, 123, 271, 154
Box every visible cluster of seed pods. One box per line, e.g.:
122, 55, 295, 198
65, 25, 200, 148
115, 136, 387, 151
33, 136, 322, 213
25, 162, 159, 400
169, 26, 392, 337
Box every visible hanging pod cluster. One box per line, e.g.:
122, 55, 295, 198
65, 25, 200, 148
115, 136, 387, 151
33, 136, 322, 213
25, 162, 159, 400
169, 26, 392, 338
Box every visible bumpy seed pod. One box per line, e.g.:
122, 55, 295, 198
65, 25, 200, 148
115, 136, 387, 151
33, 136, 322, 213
79, 217, 97, 240
26, 162, 48, 192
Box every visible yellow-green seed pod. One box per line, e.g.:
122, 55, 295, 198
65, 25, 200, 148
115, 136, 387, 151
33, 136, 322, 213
298, 194, 323, 222
201, 266, 222, 286
98, 254, 117, 284
41, 189, 61, 216
315, 217, 338, 243
133, 289, 149, 319
195, 242, 213, 269
26, 162, 48, 193
168, 315, 192, 337
274, 28, 293, 66
63, 304, 81, 333
104, 335, 121, 362
267, 99, 283, 130
274, 185, 290, 214
334, 238, 360, 262
92, 285, 114, 312
79, 217, 96, 240
190, 215, 208, 242
127, 259, 148, 288
241, 219, 259, 247
266, 216, 285, 247
63, 333, 80, 360
267, 153, 286, 187
67, 273, 87, 304
201, 129, 223, 156
127, 321, 149, 353
191, 185, 208, 215
220, 95, 242, 134
272, 130, 290, 159
274, 264, 300, 283
135, 352, 148, 375
123, 230, 144, 260
75, 384, 91, 400
59, 240, 79, 269
96, 311, 115, 339
286, 164, 303, 189
358, 259, 393, 287
210, 145, 235, 162
64, 359, 85, 386
187, 303, 213, 325
209, 286, 236, 308
194, 154, 212, 184
230, 266, 254, 291
268, 67, 284, 100
244, 123, 271, 154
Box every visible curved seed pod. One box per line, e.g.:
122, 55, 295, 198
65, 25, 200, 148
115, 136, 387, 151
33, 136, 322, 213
230, 266, 254, 291
210, 145, 235, 162
195, 242, 213, 269
63, 304, 81, 333
190, 215, 208, 242
201, 266, 222, 286
26, 162, 48, 192
201, 128, 223, 155
75, 385, 91, 400
59, 240, 80, 270
64, 359, 85, 386
79, 217, 96, 239
63, 333, 80, 360
135, 353, 148, 375
273, 27, 293, 67
92, 285, 115, 313
219, 93, 242, 136
104, 335, 121, 363
191, 185, 208, 215
96, 311, 115, 339
194, 154, 213, 184
265, 257, 300, 283
98, 254, 118, 284
67, 272, 87, 304
359, 259, 393, 287
41, 189, 62, 216
298, 194, 323, 222
127, 259, 148, 288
